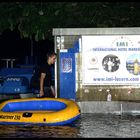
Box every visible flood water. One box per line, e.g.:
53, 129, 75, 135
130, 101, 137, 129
0, 113, 140, 138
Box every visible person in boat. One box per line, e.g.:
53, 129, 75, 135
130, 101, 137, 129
30, 51, 56, 98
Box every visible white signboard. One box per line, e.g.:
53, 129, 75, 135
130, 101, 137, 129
82, 35, 140, 85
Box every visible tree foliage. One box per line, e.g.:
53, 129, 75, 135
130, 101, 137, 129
0, 2, 140, 41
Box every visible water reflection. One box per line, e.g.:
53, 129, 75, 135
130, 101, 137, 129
0, 113, 140, 138
0, 124, 80, 138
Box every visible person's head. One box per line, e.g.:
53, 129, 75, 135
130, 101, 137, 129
46, 51, 57, 65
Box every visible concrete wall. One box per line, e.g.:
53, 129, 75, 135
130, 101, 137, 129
77, 101, 140, 114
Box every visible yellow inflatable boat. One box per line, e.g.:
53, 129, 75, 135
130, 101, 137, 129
0, 98, 81, 126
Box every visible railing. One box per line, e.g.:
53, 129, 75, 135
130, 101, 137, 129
1, 58, 16, 68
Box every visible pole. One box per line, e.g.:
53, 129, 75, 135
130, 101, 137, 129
30, 36, 33, 64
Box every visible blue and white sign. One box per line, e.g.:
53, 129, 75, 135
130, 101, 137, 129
61, 58, 72, 73
82, 35, 140, 85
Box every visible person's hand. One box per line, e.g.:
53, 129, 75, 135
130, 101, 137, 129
39, 90, 44, 97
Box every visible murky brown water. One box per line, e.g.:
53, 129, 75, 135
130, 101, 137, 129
0, 124, 80, 138
0, 113, 140, 138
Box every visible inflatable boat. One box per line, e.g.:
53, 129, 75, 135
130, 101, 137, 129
0, 98, 81, 126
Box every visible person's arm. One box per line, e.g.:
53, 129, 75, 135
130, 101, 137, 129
39, 73, 46, 96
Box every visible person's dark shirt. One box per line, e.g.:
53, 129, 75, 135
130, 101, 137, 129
39, 63, 53, 87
